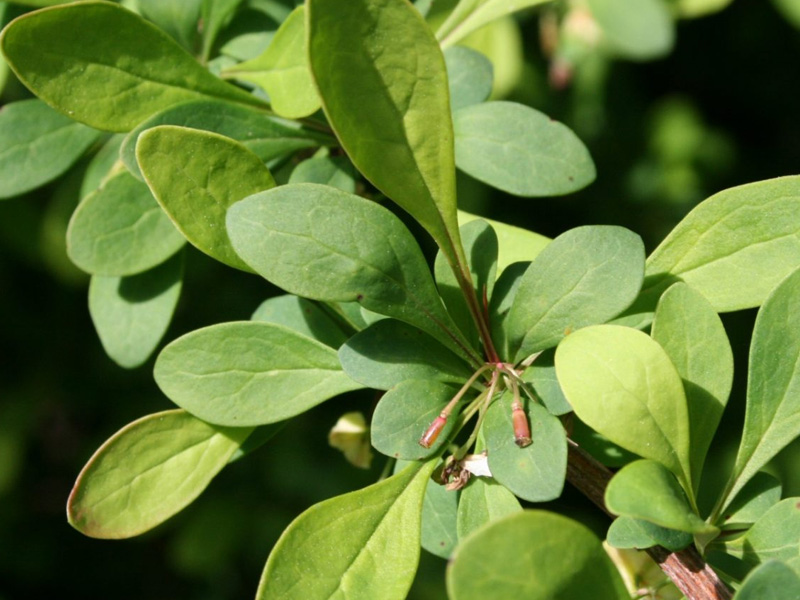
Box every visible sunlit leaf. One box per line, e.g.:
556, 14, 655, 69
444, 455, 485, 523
257, 460, 435, 600
0, 1, 263, 132
457, 210, 550, 273
587, 0, 674, 60
436, 0, 553, 48
67, 409, 252, 539
154, 321, 363, 426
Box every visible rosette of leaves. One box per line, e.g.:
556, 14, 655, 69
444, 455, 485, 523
3, 1, 800, 600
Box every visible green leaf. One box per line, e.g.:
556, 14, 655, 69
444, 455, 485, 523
138, 0, 202, 51
734, 561, 800, 600
154, 321, 363, 426
720, 472, 782, 531
571, 418, 638, 468
67, 409, 252, 539
719, 267, 800, 514
201, 0, 244, 61
606, 516, 692, 552
674, 0, 734, 18
137, 125, 276, 271
506, 226, 645, 361
458, 209, 550, 272
645, 176, 800, 312
80, 134, 125, 198
436, 0, 553, 48
225, 6, 320, 118
420, 475, 459, 559
0, 1, 263, 132
89, 252, 184, 369
67, 168, 185, 276
447, 510, 629, 600
0, 99, 100, 199
651, 282, 733, 487
444, 46, 493, 112
308, 0, 465, 268
226, 183, 480, 366
251, 294, 349, 349
288, 156, 356, 193
721, 498, 800, 572
121, 100, 330, 180
587, 0, 675, 60
773, 0, 800, 29
371, 380, 462, 460
605, 460, 715, 534
257, 459, 435, 600
434, 219, 498, 347
453, 101, 596, 197
339, 320, 471, 391
456, 477, 521, 540
483, 393, 567, 502
521, 349, 572, 415
555, 324, 693, 489
488, 262, 528, 360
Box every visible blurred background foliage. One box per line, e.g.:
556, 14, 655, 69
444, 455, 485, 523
1, 0, 799, 598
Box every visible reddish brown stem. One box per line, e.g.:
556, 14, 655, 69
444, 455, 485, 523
566, 442, 733, 600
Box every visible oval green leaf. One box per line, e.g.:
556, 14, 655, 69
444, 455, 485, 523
721, 498, 800, 571
89, 252, 184, 369
506, 225, 645, 361
251, 294, 349, 349
436, 0, 553, 48
721, 267, 800, 514
605, 460, 716, 534
371, 380, 462, 460
645, 176, 800, 312
447, 510, 629, 600
734, 560, 800, 600
308, 0, 464, 267
587, 0, 674, 60
606, 516, 692, 552
154, 321, 363, 426
121, 100, 330, 179
456, 477, 522, 540
257, 460, 435, 600
288, 156, 356, 193
137, 125, 276, 272
555, 324, 692, 489
457, 209, 550, 272
651, 282, 733, 487
444, 46, 493, 112
453, 101, 596, 197
0, 99, 100, 199
420, 474, 458, 559
226, 183, 479, 365
720, 472, 782, 531
339, 320, 471, 391
67, 168, 185, 276
483, 393, 567, 502
67, 409, 252, 539
225, 6, 320, 119
0, 2, 263, 132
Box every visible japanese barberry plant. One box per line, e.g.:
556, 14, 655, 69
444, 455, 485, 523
2, 1, 800, 599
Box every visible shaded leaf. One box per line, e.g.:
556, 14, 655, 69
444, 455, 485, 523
68, 409, 252, 539
251, 294, 349, 349
371, 380, 462, 460
447, 510, 628, 600
89, 252, 184, 369
420, 475, 458, 559
137, 125, 276, 271
201, 0, 245, 61
288, 155, 356, 193
506, 226, 645, 361
484, 393, 567, 502
734, 560, 800, 600
605, 460, 715, 534
0, 1, 263, 132
138, 0, 202, 51
225, 6, 320, 118
121, 100, 330, 180
308, 0, 465, 268
645, 176, 800, 312
719, 267, 800, 514
226, 183, 479, 365
67, 168, 185, 276
456, 476, 521, 540
154, 321, 363, 426
256, 460, 435, 600
721, 498, 800, 572
453, 101, 596, 197
339, 320, 471, 391
721, 472, 782, 531
521, 349, 572, 415
0, 99, 100, 199
606, 516, 692, 552
80, 134, 125, 198
444, 45, 493, 112
488, 261, 528, 360
458, 209, 550, 272
651, 282, 733, 487
556, 325, 693, 489
587, 0, 674, 60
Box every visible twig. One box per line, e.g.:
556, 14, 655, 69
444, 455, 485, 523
566, 442, 734, 600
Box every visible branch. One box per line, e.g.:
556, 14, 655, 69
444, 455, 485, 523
566, 442, 733, 600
